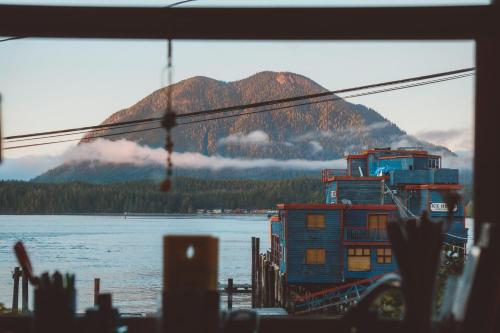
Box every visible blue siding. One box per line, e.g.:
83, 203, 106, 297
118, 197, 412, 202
390, 170, 431, 185
344, 246, 398, 279
351, 158, 367, 177
413, 157, 429, 170
435, 169, 459, 184
389, 169, 459, 185
337, 180, 383, 204
286, 209, 343, 284
344, 209, 368, 228
377, 157, 413, 172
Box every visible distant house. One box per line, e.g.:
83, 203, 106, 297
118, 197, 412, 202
270, 148, 467, 286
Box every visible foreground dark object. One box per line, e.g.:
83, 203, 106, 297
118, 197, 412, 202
1, 2, 500, 332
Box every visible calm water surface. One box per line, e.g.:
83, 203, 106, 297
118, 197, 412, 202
0, 215, 269, 313
0, 215, 473, 314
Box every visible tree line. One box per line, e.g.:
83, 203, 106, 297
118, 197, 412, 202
0, 178, 323, 214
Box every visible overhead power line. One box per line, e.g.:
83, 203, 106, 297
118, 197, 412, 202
4, 67, 475, 142
0, 36, 23, 43
3, 71, 474, 150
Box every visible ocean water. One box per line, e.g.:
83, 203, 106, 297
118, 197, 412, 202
0, 215, 269, 314
0, 215, 474, 314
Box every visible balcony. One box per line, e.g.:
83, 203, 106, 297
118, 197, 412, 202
344, 227, 389, 242
321, 169, 347, 182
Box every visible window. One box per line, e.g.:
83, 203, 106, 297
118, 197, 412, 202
368, 214, 388, 230
428, 159, 439, 169
306, 249, 326, 264
347, 248, 371, 272
376, 248, 392, 264
307, 214, 326, 229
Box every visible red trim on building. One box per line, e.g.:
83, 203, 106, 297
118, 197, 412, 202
324, 176, 386, 182
270, 216, 280, 222
362, 149, 429, 155
276, 203, 397, 210
403, 184, 462, 190
346, 154, 368, 159
377, 154, 440, 160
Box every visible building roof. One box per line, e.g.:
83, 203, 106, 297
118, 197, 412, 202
276, 203, 397, 210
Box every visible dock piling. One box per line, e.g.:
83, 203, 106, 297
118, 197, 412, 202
12, 266, 21, 313
94, 278, 100, 306
227, 278, 233, 310
251, 237, 256, 308
21, 269, 28, 313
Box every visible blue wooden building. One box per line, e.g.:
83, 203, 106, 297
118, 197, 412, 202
270, 147, 467, 289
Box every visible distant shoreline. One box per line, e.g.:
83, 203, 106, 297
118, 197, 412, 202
0, 213, 269, 217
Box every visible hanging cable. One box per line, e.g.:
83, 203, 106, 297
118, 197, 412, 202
0, 36, 24, 43
2, 72, 474, 150
3, 68, 475, 142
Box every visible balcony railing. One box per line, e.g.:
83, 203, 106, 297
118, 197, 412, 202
344, 228, 389, 241
321, 169, 347, 182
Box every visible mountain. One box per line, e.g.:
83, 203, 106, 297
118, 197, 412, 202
34, 71, 451, 183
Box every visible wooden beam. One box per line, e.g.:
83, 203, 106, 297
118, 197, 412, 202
474, 32, 500, 241
0, 5, 498, 40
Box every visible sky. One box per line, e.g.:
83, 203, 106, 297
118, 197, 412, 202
0, 0, 481, 179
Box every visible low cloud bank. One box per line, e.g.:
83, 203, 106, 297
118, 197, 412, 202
293, 121, 391, 143
442, 150, 474, 170
63, 139, 345, 171
218, 130, 271, 146
414, 128, 473, 152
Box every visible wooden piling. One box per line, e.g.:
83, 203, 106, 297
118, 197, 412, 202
256, 238, 260, 307
251, 237, 256, 308
262, 256, 268, 307
12, 267, 20, 313
94, 278, 100, 306
21, 269, 28, 313
227, 278, 233, 310
257, 255, 265, 308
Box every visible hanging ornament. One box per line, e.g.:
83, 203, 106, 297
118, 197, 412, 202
161, 39, 177, 192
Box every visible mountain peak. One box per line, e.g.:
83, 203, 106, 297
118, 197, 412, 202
80, 71, 449, 160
